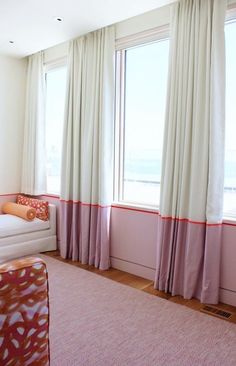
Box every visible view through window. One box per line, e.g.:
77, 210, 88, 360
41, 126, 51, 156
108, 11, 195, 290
117, 39, 169, 206
45, 66, 67, 194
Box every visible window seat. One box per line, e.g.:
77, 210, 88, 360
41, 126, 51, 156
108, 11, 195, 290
0, 204, 57, 263
0, 214, 50, 237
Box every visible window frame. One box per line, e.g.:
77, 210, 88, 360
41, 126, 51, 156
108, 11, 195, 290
44, 58, 67, 195
114, 25, 170, 209
226, 3, 236, 24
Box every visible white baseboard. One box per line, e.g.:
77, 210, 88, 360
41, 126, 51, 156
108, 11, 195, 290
220, 288, 236, 307
110, 256, 155, 281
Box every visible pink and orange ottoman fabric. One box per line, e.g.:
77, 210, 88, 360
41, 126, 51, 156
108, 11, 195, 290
0, 257, 50, 365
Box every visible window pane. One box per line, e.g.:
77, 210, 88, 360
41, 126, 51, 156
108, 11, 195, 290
45, 66, 67, 194
224, 21, 236, 216
122, 40, 169, 206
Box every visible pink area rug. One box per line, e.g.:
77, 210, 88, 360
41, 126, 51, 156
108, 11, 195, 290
41, 255, 236, 366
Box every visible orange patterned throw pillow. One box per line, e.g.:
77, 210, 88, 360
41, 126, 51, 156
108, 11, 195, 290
17, 195, 49, 221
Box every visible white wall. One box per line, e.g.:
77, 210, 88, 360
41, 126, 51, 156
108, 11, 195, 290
0, 55, 27, 194
44, 41, 69, 64
116, 4, 170, 39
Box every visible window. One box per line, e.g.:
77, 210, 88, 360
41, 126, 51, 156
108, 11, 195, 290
45, 64, 67, 195
115, 33, 169, 207
224, 19, 236, 216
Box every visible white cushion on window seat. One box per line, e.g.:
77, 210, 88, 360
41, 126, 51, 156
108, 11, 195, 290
0, 214, 50, 238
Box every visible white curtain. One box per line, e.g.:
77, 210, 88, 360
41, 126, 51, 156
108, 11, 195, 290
60, 26, 115, 269
21, 51, 46, 195
155, 0, 226, 303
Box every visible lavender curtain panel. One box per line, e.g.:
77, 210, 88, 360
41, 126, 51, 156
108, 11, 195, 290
60, 26, 115, 270
21, 51, 46, 195
154, 0, 226, 304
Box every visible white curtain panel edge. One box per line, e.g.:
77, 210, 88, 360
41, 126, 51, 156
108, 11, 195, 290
21, 51, 46, 196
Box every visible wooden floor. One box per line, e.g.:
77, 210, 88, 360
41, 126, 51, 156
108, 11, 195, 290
44, 250, 236, 324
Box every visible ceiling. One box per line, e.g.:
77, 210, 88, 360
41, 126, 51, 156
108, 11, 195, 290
0, 0, 173, 58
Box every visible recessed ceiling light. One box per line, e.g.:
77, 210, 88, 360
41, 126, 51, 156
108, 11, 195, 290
9, 40, 14, 44
54, 17, 63, 22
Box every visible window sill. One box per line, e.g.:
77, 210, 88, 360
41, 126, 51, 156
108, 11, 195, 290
223, 216, 236, 225
112, 202, 236, 225
112, 201, 159, 214
42, 193, 60, 199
